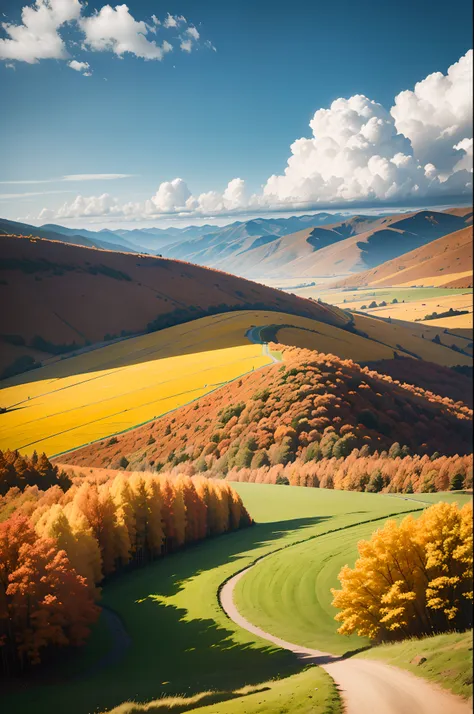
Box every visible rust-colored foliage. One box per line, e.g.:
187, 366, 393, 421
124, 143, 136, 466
60, 346, 472, 474
0, 465, 251, 674
0, 514, 99, 672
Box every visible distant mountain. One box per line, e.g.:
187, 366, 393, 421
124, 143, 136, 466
41, 224, 142, 252
163, 212, 350, 266
209, 209, 471, 280
0, 218, 97, 248
333, 225, 473, 289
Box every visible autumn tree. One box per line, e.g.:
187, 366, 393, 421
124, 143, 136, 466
0, 515, 99, 673
331, 502, 473, 642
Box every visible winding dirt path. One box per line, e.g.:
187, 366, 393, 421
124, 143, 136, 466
220, 566, 471, 714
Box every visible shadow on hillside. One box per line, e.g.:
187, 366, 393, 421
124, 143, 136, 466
2, 516, 330, 714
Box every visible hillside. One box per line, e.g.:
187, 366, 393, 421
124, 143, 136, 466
0, 234, 349, 376
163, 209, 471, 280
334, 226, 473, 289
59, 344, 473, 471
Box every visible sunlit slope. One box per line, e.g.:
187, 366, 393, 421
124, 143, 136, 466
0, 312, 275, 456
334, 226, 473, 289
353, 314, 473, 366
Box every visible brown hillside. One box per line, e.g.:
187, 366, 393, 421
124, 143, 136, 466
334, 226, 473, 289
58, 345, 473, 471
0, 234, 349, 376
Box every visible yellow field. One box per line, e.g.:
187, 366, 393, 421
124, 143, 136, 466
420, 313, 473, 329
0, 312, 276, 457
1, 308, 472, 457
363, 293, 473, 329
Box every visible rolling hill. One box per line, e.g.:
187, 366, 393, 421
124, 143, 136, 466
0, 234, 349, 377
58, 343, 473, 471
333, 226, 473, 289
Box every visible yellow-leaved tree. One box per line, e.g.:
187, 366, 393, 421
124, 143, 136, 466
331, 502, 473, 642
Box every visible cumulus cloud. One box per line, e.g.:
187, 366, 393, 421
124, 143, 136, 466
68, 59, 91, 75
79, 4, 173, 61
1, 1, 212, 65
0, 0, 82, 63
150, 178, 192, 212
391, 50, 473, 175
36, 50, 473, 222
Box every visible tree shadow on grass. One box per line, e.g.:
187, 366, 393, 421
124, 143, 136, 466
2, 516, 331, 714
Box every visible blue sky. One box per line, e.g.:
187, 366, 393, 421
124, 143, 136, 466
0, 0, 472, 228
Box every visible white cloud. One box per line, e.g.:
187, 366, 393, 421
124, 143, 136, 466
163, 13, 186, 29
150, 178, 192, 212
55, 192, 122, 218
79, 4, 173, 60
1, 1, 210, 65
391, 50, 473, 176
62, 173, 133, 181
68, 59, 91, 74
0, 173, 133, 184
186, 26, 200, 41
35, 50, 473, 222
0, 0, 82, 63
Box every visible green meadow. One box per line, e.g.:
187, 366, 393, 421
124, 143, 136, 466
2, 485, 470, 714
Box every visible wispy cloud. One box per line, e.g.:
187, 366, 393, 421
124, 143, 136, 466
0, 173, 134, 185
0, 190, 75, 200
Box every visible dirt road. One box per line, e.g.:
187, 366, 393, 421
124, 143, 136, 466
220, 567, 472, 714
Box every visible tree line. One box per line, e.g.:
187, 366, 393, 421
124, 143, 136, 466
0, 463, 251, 675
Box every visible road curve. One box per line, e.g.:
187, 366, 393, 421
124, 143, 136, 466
220, 566, 471, 714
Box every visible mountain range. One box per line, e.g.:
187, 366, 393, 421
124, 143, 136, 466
1, 207, 472, 282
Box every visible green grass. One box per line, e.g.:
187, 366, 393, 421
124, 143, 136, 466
2, 484, 420, 714
318, 287, 472, 305
357, 630, 473, 699
397, 491, 473, 506
234, 490, 472, 657
105, 667, 341, 714
234, 512, 418, 655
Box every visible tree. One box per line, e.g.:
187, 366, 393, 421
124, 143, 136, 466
388, 442, 401, 459
0, 515, 99, 672
331, 503, 473, 642
366, 468, 384, 493
450, 471, 465, 491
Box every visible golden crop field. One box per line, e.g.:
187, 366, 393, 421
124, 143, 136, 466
0, 312, 277, 457
363, 292, 473, 328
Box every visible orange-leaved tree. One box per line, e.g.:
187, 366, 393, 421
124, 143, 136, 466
0, 514, 99, 672
331, 502, 473, 642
